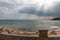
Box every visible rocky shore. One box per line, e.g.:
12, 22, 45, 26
51, 18, 60, 21
48, 29, 60, 35
0, 27, 39, 35
0, 27, 60, 35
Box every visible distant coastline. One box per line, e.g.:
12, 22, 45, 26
51, 18, 60, 21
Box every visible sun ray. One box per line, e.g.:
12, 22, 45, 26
32, 0, 60, 10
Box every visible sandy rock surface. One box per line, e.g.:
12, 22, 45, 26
0, 27, 38, 35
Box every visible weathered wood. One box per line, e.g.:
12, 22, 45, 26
0, 34, 38, 40
39, 30, 48, 40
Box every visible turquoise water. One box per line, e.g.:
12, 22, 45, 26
0, 20, 60, 32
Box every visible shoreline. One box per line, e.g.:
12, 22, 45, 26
0, 27, 60, 35
0, 27, 39, 35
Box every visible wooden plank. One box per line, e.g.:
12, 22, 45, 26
39, 30, 48, 40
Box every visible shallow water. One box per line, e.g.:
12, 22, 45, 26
0, 20, 60, 32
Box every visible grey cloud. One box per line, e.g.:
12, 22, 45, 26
18, 1, 60, 17
0, 2, 15, 9
17, 4, 46, 16
18, 4, 45, 16
46, 2, 60, 17
0, 0, 60, 19
19, 4, 39, 14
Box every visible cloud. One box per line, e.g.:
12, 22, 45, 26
0, 2, 15, 9
0, 7, 9, 19
45, 1, 60, 17
0, 7, 8, 12
17, 0, 60, 16
0, 6, 39, 20
0, 0, 60, 19
18, 14, 39, 20
19, 4, 39, 14
0, 0, 21, 4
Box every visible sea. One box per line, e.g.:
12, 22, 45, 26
0, 20, 60, 32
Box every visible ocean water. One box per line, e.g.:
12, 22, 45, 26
0, 20, 60, 32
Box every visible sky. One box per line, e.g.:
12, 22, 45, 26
0, 0, 60, 20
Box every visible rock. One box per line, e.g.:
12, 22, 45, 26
49, 31, 57, 35
1, 31, 8, 34
52, 18, 60, 21
0, 27, 38, 35
0, 27, 3, 30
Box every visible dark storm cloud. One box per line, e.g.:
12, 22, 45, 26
19, 4, 45, 16
19, 2, 60, 17
19, 4, 38, 14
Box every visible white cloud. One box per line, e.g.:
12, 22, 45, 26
0, 0, 21, 4
0, 7, 8, 14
